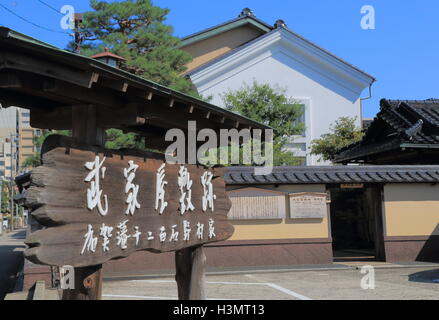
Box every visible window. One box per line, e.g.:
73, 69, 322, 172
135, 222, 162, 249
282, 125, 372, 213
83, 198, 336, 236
292, 104, 306, 136
288, 143, 306, 152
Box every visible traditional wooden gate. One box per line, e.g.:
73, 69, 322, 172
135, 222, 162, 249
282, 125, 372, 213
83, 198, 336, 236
0, 27, 269, 300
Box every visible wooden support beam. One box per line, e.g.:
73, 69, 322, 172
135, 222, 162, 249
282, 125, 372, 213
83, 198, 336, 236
62, 264, 102, 300
0, 72, 21, 88
1, 51, 96, 88
140, 101, 225, 132
61, 104, 105, 300
0, 88, 56, 110
31, 106, 72, 130
175, 245, 206, 300
71, 105, 105, 146
97, 77, 128, 92
144, 135, 173, 151
43, 78, 124, 109
0, 70, 126, 109
90, 73, 100, 87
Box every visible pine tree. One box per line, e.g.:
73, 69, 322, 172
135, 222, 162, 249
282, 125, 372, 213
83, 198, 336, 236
74, 0, 195, 95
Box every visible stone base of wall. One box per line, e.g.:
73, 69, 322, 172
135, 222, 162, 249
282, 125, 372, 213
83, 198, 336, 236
384, 236, 439, 263
103, 238, 333, 277
22, 239, 333, 287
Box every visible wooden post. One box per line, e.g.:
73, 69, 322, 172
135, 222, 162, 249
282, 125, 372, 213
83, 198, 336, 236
61, 265, 103, 300
175, 245, 206, 300
63, 104, 104, 300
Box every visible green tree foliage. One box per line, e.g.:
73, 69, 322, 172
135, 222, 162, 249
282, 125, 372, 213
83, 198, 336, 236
310, 117, 364, 162
1, 182, 9, 213
21, 130, 71, 169
105, 129, 145, 150
222, 82, 305, 166
21, 155, 41, 169
75, 0, 195, 95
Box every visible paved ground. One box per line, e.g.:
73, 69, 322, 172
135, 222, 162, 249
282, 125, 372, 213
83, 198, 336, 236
102, 266, 439, 300
0, 229, 25, 300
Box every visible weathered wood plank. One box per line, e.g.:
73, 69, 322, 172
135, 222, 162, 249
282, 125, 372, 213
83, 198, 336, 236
23, 135, 234, 267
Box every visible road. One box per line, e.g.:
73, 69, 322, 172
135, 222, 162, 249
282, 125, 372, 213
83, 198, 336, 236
0, 229, 25, 300
102, 266, 439, 300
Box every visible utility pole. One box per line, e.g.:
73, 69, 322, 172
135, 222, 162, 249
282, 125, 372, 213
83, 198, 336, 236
9, 132, 19, 231
0, 178, 3, 235
74, 13, 83, 54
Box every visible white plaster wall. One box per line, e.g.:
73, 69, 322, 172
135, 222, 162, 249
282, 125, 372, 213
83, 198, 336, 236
192, 46, 363, 166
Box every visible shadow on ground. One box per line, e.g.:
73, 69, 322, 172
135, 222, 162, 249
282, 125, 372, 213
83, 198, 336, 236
0, 244, 25, 300
408, 269, 439, 284
7, 230, 26, 240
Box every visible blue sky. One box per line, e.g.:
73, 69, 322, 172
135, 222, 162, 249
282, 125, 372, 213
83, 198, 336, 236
0, 0, 438, 118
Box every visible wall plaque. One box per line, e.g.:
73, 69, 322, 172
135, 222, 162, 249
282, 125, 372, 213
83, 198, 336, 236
289, 192, 327, 219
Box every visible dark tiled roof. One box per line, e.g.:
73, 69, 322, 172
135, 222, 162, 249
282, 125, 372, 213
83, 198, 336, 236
379, 99, 439, 144
336, 99, 439, 163
225, 166, 439, 185
362, 118, 374, 130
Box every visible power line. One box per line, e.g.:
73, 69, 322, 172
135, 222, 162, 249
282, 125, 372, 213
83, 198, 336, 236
36, 0, 63, 16
0, 3, 70, 35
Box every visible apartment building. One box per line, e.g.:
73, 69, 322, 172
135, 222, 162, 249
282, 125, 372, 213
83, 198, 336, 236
0, 107, 17, 179
17, 108, 40, 165
0, 106, 41, 179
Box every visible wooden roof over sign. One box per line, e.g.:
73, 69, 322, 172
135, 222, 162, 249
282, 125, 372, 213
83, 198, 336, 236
0, 27, 270, 147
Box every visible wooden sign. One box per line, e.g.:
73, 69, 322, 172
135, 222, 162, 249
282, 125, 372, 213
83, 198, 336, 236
24, 136, 233, 267
289, 192, 327, 219
227, 188, 286, 220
